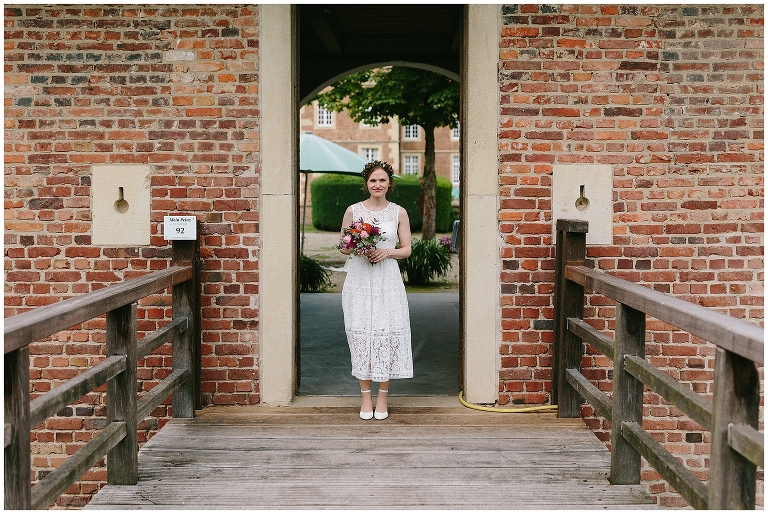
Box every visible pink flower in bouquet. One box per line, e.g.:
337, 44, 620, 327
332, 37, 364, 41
335, 218, 386, 257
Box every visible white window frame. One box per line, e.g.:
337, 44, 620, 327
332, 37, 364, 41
451, 123, 460, 140
403, 154, 420, 175
361, 147, 379, 161
403, 124, 419, 140
452, 154, 461, 183
360, 107, 374, 128
316, 105, 333, 126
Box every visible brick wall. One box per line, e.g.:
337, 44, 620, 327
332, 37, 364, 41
4, 5, 260, 506
4, 3, 763, 509
497, 4, 763, 507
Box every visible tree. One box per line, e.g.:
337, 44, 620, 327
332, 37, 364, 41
313, 66, 459, 240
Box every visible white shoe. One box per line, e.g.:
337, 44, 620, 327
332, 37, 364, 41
360, 389, 373, 420
374, 388, 388, 420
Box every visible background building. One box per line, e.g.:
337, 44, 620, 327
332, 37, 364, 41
299, 101, 461, 216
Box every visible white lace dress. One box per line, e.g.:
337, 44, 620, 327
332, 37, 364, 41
342, 202, 413, 382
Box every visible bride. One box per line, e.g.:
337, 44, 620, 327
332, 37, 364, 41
338, 160, 413, 421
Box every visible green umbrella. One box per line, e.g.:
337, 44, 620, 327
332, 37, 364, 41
300, 133, 368, 175
299, 133, 367, 254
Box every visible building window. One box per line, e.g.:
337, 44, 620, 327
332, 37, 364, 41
452, 154, 460, 183
403, 124, 419, 140
403, 155, 420, 175
316, 105, 333, 126
361, 148, 379, 161
360, 107, 374, 127
451, 123, 460, 140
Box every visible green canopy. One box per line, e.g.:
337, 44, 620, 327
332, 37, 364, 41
300, 133, 368, 175
299, 133, 367, 254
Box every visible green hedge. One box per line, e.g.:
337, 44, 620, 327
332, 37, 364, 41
310, 173, 453, 233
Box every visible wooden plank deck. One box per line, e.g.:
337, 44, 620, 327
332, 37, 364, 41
87, 404, 657, 509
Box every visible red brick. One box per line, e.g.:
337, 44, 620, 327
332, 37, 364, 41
4, 6, 765, 509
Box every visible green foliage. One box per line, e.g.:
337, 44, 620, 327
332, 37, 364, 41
390, 175, 453, 233
313, 67, 459, 130
299, 254, 332, 293
313, 66, 460, 239
310, 174, 453, 232
449, 206, 460, 228
398, 238, 452, 286
310, 174, 368, 231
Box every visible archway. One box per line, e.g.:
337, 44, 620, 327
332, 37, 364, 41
297, 5, 462, 399
259, 5, 499, 405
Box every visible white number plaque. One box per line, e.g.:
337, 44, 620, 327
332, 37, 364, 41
163, 216, 197, 240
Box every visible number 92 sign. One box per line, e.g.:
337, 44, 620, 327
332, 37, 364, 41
163, 216, 197, 241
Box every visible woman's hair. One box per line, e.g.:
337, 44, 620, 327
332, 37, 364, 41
361, 160, 395, 193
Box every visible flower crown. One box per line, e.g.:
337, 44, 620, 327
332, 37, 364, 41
362, 160, 394, 178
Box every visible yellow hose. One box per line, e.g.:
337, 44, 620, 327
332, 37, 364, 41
459, 391, 558, 413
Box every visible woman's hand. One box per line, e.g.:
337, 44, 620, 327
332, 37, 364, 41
368, 248, 390, 263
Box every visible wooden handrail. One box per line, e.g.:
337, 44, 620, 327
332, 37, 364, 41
566, 265, 763, 364
4, 235, 200, 510
4, 265, 193, 355
553, 219, 763, 510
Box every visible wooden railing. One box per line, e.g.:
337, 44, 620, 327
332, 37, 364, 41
553, 219, 763, 510
4, 238, 200, 510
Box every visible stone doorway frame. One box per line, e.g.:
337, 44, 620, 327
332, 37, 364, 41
259, 5, 499, 405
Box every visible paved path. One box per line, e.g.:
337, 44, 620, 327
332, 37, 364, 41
299, 293, 460, 396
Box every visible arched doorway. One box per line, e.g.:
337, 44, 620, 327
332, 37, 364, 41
259, 5, 499, 405
297, 5, 462, 399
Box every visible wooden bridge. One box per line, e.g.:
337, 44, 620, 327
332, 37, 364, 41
5, 221, 763, 509
85, 403, 655, 509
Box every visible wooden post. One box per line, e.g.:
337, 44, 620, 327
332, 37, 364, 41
4, 347, 31, 509
553, 219, 587, 417
609, 303, 645, 484
172, 236, 198, 417
708, 348, 759, 509
106, 303, 138, 485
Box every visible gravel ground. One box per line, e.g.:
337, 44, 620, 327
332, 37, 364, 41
301, 229, 459, 293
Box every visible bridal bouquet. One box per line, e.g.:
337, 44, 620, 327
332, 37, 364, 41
336, 218, 386, 257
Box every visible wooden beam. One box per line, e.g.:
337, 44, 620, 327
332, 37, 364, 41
4, 348, 31, 509
172, 238, 197, 418
566, 265, 763, 364
708, 347, 760, 509
303, 6, 342, 55
29, 355, 125, 429
31, 422, 126, 510
623, 355, 712, 431
106, 304, 138, 486
553, 219, 587, 415
622, 421, 708, 510
564, 368, 612, 420
137, 318, 188, 361
137, 369, 188, 422
5, 266, 192, 354
728, 424, 763, 468
609, 303, 645, 485
568, 317, 614, 359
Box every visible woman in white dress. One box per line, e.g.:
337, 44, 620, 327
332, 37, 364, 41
339, 161, 413, 420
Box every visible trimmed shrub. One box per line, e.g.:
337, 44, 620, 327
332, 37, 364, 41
299, 254, 332, 292
398, 237, 452, 286
310, 173, 453, 232
310, 174, 369, 231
